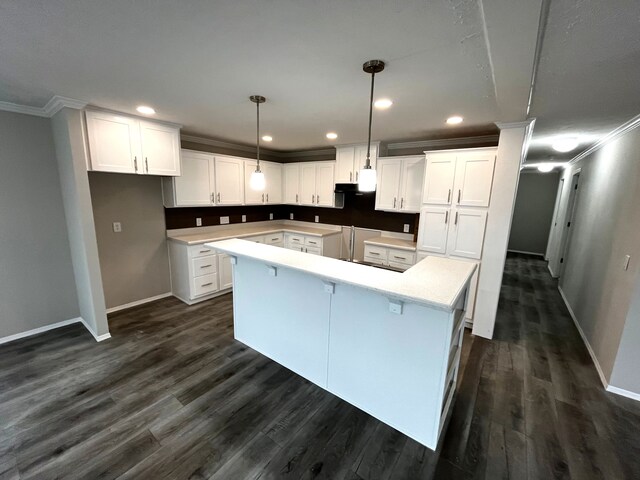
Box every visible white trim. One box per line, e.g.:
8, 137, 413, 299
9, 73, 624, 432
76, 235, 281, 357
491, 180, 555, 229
606, 385, 640, 401
79, 318, 111, 342
569, 113, 640, 165
0, 101, 50, 117
495, 120, 535, 130
0, 317, 83, 345
43, 95, 88, 116
106, 292, 172, 314
507, 249, 545, 257
547, 264, 558, 278
558, 286, 609, 390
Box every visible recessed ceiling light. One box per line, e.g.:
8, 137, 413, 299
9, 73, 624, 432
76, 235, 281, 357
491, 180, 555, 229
262, 135, 273, 142
136, 105, 155, 115
446, 116, 463, 125
552, 137, 579, 152
374, 99, 393, 109
537, 164, 554, 173
326, 132, 338, 140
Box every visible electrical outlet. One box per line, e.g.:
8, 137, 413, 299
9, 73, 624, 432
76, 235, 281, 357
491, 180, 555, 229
289, 213, 294, 220
403, 224, 410, 233
196, 218, 202, 227
269, 213, 273, 220
315, 215, 319, 223
241, 215, 246, 223
112, 222, 122, 233
220, 216, 230, 225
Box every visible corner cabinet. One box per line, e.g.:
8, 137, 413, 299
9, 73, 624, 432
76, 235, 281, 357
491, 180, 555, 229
85, 110, 181, 176
375, 155, 424, 213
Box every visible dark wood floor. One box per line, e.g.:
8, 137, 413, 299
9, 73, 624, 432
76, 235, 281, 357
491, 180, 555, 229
1, 253, 640, 479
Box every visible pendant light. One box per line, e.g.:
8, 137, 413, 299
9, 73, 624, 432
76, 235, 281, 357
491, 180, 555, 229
358, 59, 385, 192
249, 95, 266, 191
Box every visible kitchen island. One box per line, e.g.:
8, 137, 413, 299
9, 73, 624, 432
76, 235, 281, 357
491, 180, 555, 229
207, 238, 476, 449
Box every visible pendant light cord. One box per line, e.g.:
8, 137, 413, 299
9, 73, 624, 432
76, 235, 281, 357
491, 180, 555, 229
256, 100, 261, 172
365, 70, 375, 169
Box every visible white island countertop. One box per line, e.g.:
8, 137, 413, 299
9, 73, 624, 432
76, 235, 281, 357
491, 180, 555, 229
364, 235, 417, 251
207, 238, 476, 311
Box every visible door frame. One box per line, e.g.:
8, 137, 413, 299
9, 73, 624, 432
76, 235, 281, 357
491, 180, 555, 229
558, 170, 581, 277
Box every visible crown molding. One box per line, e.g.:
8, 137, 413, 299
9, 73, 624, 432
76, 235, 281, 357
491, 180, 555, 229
387, 134, 499, 151
569, 113, 640, 165
495, 119, 535, 130
0, 95, 87, 118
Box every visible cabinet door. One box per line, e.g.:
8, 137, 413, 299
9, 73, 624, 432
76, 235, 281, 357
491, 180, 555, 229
354, 144, 378, 180
300, 163, 317, 205
283, 164, 300, 204
85, 111, 140, 174
447, 209, 488, 259
335, 147, 355, 183
454, 152, 496, 207
214, 157, 245, 205
139, 121, 181, 176
417, 207, 450, 254
315, 163, 335, 207
423, 154, 456, 205
218, 254, 233, 290
399, 157, 425, 212
264, 162, 282, 204
174, 150, 214, 206
244, 161, 264, 204
375, 159, 402, 211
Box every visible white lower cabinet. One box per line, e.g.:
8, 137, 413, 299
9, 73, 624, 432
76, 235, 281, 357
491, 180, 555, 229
363, 244, 416, 271
417, 207, 487, 260
218, 254, 233, 290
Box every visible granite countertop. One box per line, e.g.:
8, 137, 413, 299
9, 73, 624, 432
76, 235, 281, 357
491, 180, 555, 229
207, 238, 476, 311
364, 236, 417, 252
168, 223, 342, 245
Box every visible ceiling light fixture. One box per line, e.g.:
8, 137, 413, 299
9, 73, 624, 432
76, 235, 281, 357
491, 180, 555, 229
326, 132, 338, 140
374, 98, 393, 109
552, 137, 579, 152
262, 135, 273, 142
136, 105, 155, 115
358, 59, 385, 192
537, 164, 554, 173
249, 95, 266, 191
446, 115, 463, 125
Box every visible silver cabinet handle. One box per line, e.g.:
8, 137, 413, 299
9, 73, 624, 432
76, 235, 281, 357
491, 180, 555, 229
393, 197, 396, 208
457, 189, 461, 204
217, 192, 221, 202
393, 255, 406, 260
400, 198, 404, 209
145, 157, 149, 173
369, 251, 380, 255
266, 193, 269, 202
308, 241, 317, 245
312, 194, 315, 203
316, 195, 319, 204
199, 250, 209, 254
447, 189, 451, 203
262, 193, 264, 203
350, 172, 353, 182
211, 192, 215, 203
445, 211, 449, 224
455, 212, 459, 225
271, 237, 279, 241
134, 156, 138, 172
296, 193, 298, 203
200, 265, 212, 268
201, 282, 213, 287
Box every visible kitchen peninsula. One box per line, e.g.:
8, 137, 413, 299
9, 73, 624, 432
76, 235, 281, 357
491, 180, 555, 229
208, 238, 476, 449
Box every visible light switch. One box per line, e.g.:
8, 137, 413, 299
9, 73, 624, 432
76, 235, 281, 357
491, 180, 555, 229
389, 300, 403, 315
196, 218, 202, 227
112, 222, 122, 233
624, 255, 631, 271
241, 215, 247, 223
403, 224, 410, 233
220, 216, 230, 225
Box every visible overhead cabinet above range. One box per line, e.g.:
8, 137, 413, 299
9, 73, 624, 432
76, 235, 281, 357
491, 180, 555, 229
85, 110, 181, 176
334, 142, 382, 184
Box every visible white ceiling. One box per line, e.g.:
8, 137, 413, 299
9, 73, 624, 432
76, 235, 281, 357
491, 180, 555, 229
4, 0, 636, 157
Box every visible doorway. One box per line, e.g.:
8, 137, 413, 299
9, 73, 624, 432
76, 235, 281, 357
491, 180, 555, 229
558, 171, 581, 277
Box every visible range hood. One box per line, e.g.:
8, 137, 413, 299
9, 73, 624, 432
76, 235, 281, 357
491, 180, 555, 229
334, 183, 374, 194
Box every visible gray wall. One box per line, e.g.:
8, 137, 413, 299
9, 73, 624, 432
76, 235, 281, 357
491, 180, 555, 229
558, 127, 640, 385
89, 172, 171, 309
610, 273, 640, 393
0, 110, 79, 338
508, 171, 559, 254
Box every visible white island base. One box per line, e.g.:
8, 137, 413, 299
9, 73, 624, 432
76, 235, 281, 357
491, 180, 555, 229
208, 239, 476, 449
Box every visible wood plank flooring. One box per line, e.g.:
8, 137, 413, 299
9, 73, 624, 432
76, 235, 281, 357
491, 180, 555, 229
1, 252, 639, 479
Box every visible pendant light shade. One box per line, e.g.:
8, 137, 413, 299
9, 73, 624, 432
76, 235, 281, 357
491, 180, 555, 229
358, 59, 385, 192
250, 95, 266, 191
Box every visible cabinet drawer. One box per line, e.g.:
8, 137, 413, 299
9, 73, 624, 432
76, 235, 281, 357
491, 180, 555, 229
265, 232, 284, 245
189, 244, 215, 259
388, 261, 411, 271
245, 235, 265, 243
191, 273, 218, 298
363, 244, 388, 261
192, 256, 217, 277
387, 249, 415, 266
305, 246, 322, 256
286, 234, 305, 245
304, 236, 322, 247
364, 256, 386, 266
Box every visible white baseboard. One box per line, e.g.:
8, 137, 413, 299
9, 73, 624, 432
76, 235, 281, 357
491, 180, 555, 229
507, 249, 545, 257
547, 264, 558, 278
0, 317, 83, 345
106, 292, 172, 314
79, 318, 111, 342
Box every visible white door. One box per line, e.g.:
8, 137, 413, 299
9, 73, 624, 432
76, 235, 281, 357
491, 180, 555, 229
263, 162, 282, 204
174, 150, 214, 206
315, 163, 335, 207
423, 154, 456, 205
447, 209, 488, 259
244, 161, 264, 204
139, 121, 181, 176
375, 159, 402, 211
85, 111, 139, 174
335, 147, 355, 183
218, 254, 233, 290
283, 164, 300, 204
354, 144, 378, 180
214, 157, 245, 205
417, 207, 450, 254
300, 163, 317, 205
454, 152, 496, 207
399, 157, 425, 212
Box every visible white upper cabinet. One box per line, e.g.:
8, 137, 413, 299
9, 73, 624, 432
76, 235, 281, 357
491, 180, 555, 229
300, 162, 335, 207
215, 156, 245, 205
422, 153, 456, 205
163, 150, 214, 207
375, 156, 424, 213
85, 110, 181, 176
244, 161, 264, 205
335, 143, 379, 184
417, 207, 450, 254
446, 209, 488, 259
454, 152, 496, 207
300, 163, 318, 206
263, 162, 282, 204
283, 163, 300, 204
